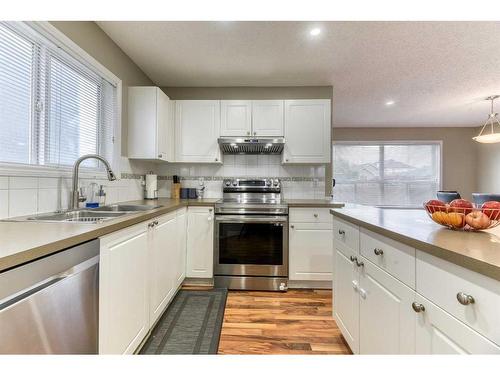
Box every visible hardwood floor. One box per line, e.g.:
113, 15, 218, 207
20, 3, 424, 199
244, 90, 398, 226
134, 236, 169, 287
218, 289, 352, 355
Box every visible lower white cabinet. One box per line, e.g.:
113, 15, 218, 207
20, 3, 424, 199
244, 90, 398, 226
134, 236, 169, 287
186, 206, 214, 278
333, 216, 500, 354
99, 223, 149, 354
99, 208, 187, 354
149, 212, 177, 326
359, 260, 415, 354
414, 294, 500, 354
334, 244, 360, 353
289, 222, 333, 281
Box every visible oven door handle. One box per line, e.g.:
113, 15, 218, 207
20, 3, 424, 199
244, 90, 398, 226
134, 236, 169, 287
215, 215, 288, 223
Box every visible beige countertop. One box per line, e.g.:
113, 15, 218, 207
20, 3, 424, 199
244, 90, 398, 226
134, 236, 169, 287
285, 199, 345, 208
0, 198, 218, 273
330, 205, 500, 281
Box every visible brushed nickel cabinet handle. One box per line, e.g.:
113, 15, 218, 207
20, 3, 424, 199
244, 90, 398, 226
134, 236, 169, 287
290, 225, 295, 229
456, 292, 475, 305
355, 259, 364, 267
349, 255, 357, 262
313, 213, 318, 218
374, 248, 384, 256
253, 131, 257, 135
338, 229, 345, 235
412, 302, 425, 313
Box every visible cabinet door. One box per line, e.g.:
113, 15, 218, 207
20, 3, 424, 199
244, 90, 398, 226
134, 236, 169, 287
414, 294, 500, 354
99, 223, 149, 354
156, 88, 173, 161
251, 100, 284, 137
334, 243, 360, 353
358, 259, 416, 354
149, 212, 177, 326
175, 208, 187, 287
283, 99, 331, 164
175, 100, 221, 163
186, 207, 214, 278
220, 100, 252, 137
289, 222, 333, 281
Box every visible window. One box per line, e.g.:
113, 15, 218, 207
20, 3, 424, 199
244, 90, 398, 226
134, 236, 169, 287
0, 22, 119, 173
333, 142, 441, 207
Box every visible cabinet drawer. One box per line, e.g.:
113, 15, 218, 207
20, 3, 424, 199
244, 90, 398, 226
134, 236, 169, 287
332, 216, 359, 252
290, 207, 332, 223
360, 229, 415, 288
416, 250, 500, 345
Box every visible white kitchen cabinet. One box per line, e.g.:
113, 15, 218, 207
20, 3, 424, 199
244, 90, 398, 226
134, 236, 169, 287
128, 86, 174, 161
414, 294, 500, 354
99, 223, 149, 354
175, 207, 187, 287
334, 243, 360, 353
186, 206, 214, 278
289, 208, 333, 281
283, 99, 331, 164
220, 100, 252, 137
251, 100, 284, 137
148, 212, 177, 326
358, 259, 416, 354
175, 100, 221, 163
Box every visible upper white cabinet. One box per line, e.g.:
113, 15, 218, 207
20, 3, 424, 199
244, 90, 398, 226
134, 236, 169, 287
220, 100, 252, 137
283, 99, 331, 164
186, 206, 214, 278
128, 86, 174, 162
175, 100, 221, 163
220, 100, 284, 137
251, 100, 284, 137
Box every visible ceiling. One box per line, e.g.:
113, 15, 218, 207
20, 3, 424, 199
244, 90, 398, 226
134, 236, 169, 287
97, 21, 500, 127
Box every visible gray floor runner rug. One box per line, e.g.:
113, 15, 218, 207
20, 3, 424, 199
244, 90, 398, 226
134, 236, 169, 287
140, 289, 227, 355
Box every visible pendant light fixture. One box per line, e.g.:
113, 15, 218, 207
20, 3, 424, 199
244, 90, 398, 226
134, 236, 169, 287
473, 95, 500, 143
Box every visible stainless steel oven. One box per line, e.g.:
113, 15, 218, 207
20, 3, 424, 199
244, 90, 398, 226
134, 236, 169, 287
214, 179, 289, 291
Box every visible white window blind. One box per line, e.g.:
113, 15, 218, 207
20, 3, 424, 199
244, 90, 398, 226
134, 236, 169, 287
333, 142, 441, 207
0, 22, 118, 172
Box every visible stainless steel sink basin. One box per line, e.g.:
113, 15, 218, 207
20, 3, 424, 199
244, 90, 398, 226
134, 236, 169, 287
25, 210, 127, 223
92, 204, 162, 212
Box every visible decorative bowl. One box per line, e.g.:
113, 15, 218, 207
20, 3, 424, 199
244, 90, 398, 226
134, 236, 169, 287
424, 203, 500, 231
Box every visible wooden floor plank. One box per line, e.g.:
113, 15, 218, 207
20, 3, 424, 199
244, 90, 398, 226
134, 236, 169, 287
218, 289, 352, 355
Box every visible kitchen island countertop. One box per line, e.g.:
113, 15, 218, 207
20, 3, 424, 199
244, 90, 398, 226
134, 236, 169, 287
330, 205, 500, 281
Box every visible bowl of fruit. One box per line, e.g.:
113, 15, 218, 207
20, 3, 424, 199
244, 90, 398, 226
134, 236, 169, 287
424, 199, 500, 231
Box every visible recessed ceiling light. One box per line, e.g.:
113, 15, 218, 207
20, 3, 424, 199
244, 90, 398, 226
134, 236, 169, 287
385, 100, 395, 106
310, 28, 321, 36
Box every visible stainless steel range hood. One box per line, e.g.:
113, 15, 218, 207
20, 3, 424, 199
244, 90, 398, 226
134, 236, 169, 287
218, 137, 285, 155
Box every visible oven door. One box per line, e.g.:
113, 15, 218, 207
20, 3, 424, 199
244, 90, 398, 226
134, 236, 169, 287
215, 215, 288, 277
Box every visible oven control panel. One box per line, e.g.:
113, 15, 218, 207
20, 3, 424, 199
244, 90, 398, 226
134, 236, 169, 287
222, 178, 281, 192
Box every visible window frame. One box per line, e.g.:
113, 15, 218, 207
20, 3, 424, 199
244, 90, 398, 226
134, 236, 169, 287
0, 21, 122, 179
332, 140, 443, 207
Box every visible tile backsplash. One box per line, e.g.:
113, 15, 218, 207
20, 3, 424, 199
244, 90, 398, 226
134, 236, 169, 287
157, 155, 328, 200
0, 155, 329, 219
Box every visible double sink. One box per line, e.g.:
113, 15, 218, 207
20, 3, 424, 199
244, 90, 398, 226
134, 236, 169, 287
14, 204, 163, 224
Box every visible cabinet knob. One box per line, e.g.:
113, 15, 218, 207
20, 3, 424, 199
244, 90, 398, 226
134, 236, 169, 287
285, 159, 289, 162
313, 213, 318, 218
338, 229, 345, 236
355, 259, 364, 267
253, 131, 257, 136
352, 280, 359, 291
359, 288, 367, 299
412, 302, 425, 313
349, 255, 357, 262
456, 292, 475, 305
247, 131, 250, 135
374, 248, 384, 256
158, 153, 163, 158
215, 158, 218, 162
290, 225, 295, 229
154, 220, 159, 225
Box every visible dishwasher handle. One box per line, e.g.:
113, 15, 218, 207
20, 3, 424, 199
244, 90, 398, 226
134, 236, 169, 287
0, 255, 99, 312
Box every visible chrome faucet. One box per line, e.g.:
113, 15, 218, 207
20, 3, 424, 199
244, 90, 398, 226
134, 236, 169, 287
71, 154, 117, 210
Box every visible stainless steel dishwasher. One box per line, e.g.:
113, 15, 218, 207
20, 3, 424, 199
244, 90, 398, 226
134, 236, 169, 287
0, 239, 99, 354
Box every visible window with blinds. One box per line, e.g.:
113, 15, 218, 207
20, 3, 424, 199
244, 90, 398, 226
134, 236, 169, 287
0, 22, 118, 172
333, 142, 441, 207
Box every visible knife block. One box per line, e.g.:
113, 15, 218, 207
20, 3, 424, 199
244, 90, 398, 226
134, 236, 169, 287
172, 183, 181, 199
